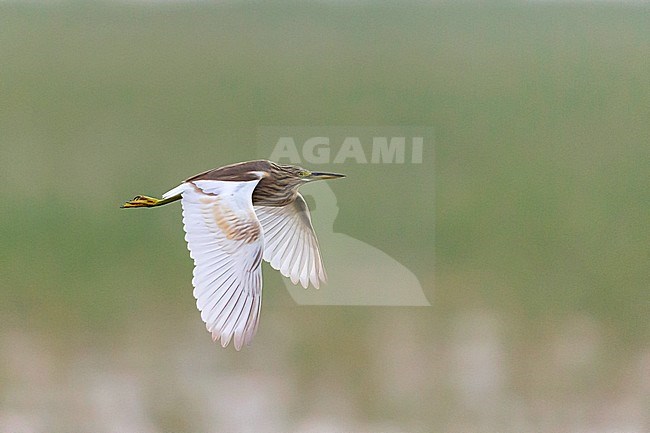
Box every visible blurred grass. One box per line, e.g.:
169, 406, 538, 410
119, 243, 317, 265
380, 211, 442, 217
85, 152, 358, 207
0, 1, 649, 430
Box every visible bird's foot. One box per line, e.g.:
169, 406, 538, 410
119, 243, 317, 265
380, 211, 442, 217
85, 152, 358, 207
121, 195, 161, 208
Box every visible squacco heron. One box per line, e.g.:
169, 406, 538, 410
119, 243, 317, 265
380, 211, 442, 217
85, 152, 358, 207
122, 160, 345, 350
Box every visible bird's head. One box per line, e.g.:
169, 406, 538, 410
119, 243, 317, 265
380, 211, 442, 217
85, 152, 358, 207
275, 163, 346, 188
252, 161, 345, 206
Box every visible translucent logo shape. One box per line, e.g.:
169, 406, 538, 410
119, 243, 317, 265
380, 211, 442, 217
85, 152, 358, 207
281, 181, 431, 306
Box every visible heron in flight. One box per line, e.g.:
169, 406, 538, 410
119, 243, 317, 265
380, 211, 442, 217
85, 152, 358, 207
122, 160, 345, 350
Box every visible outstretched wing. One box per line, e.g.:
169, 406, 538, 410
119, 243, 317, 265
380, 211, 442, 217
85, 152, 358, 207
169, 178, 264, 350
254, 193, 326, 289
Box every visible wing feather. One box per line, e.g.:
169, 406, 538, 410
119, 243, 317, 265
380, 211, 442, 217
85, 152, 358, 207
254, 193, 326, 289
172, 178, 264, 350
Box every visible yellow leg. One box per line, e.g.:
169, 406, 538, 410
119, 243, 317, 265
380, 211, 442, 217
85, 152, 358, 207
121, 195, 163, 208
121, 194, 181, 208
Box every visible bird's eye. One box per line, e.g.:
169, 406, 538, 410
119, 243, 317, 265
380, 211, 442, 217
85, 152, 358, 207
299, 170, 311, 177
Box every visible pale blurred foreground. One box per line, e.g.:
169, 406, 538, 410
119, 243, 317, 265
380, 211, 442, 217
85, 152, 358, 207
2, 307, 648, 432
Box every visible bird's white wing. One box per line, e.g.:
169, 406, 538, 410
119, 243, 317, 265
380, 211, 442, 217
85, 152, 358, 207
254, 193, 326, 289
173, 179, 264, 350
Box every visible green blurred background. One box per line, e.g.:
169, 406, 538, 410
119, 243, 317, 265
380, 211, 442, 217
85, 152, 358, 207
1, 1, 648, 432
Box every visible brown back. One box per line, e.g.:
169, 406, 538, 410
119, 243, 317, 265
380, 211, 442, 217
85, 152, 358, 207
185, 160, 273, 183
